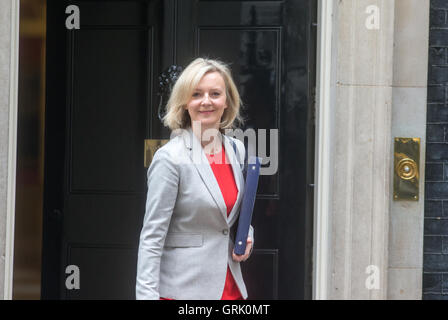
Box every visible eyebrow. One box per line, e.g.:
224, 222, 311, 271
193, 87, 223, 91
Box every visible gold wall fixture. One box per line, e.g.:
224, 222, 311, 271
393, 138, 420, 201
144, 139, 169, 167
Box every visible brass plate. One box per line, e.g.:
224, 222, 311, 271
393, 138, 420, 201
144, 139, 169, 168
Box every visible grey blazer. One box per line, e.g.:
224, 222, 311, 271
136, 126, 254, 300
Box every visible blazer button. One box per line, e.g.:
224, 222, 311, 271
222, 229, 229, 235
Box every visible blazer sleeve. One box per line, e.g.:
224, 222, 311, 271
136, 148, 179, 300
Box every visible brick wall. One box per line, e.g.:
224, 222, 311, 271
424, 0, 448, 300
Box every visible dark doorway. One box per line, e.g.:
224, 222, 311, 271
42, 0, 316, 299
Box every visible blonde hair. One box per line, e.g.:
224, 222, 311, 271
162, 58, 244, 132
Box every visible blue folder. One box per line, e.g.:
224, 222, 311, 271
234, 155, 262, 255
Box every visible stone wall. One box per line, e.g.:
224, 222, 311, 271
388, 0, 429, 300
423, 0, 448, 300
319, 0, 430, 299
326, 0, 395, 299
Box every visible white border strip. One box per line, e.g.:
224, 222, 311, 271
4, 0, 20, 300
313, 0, 334, 300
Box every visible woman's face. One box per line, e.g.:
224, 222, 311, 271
185, 71, 228, 130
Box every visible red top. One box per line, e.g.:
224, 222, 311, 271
206, 143, 244, 300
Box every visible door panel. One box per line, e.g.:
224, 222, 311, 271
66, 246, 137, 299
174, 0, 315, 299
70, 28, 149, 192
43, 0, 316, 299
44, 0, 156, 299
65, 5, 151, 299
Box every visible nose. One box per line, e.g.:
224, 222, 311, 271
201, 93, 211, 105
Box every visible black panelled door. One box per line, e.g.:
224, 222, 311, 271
43, 0, 316, 299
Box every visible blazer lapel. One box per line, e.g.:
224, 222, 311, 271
182, 127, 228, 221
182, 127, 244, 224
223, 135, 244, 223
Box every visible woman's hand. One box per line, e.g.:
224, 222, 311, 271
232, 237, 253, 262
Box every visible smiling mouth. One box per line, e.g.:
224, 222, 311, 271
199, 110, 214, 113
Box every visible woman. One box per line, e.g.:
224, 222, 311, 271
136, 58, 254, 300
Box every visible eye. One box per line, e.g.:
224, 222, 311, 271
211, 91, 221, 97
192, 92, 201, 98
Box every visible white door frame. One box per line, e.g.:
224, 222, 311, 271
313, 0, 334, 300
4, 0, 20, 300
